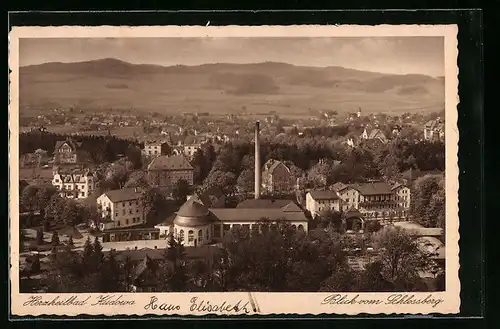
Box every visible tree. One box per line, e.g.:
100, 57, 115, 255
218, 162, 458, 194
203, 170, 237, 195
236, 169, 254, 194
51, 231, 60, 246
36, 228, 45, 245
20, 185, 38, 212
67, 236, 74, 248
172, 179, 192, 202
93, 237, 104, 271
162, 234, 188, 291
82, 236, 94, 274
141, 187, 166, 223
57, 200, 85, 226
353, 261, 395, 292
98, 249, 126, 292
373, 226, 430, 290
411, 175, 445, 227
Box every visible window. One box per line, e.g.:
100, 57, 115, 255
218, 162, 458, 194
122, 202, 125, 207
115, 212, 118, 217
129, 209, 132, 214
117, 221, 121, 227
136, 209, 139, 213
198, 230, 203, 243
81, 192, 85, 197
188, 230, 194, 242
206, 228, 209, 239
126, 219, 129, 225
129, 201, 132, 206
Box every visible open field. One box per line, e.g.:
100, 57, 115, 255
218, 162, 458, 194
20, 59, 445, 117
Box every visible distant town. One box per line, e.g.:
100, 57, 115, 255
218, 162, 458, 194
18, 106, 446, 294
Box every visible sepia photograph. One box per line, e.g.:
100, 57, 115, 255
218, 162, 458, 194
9, 25, 459, 316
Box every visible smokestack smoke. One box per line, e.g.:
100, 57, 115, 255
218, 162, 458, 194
255, 121, 261, 199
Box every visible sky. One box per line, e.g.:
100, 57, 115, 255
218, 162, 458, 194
19, 37, 444, 77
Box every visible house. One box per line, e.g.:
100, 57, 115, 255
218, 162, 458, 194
142, 141, 170, 157
183, 144, 201, 158
261, 159, 296, 194
360, 128, 388, 143
96, 187, 145, 230
52, 167, 96, 199
305, 190, 342, 218
424, 118, 445, 141
391, 183, 411, 211
53, 138, 85, 164
339, 182, 400, 219
147, 154, 194, 189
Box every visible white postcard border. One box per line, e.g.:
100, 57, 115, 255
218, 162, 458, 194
9, 24, 460, 317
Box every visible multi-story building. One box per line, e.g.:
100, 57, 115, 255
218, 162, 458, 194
391, 183, 411, 212
52, 167, 96, 199
53, 138, 85, 164
261, 159, 296, 195
424, 118, 445, 141
339, 182, 404, 219
96, 187, 145, 230
147, 154, 194, 189
305, 190, 342, 218
142, 141, 170, 157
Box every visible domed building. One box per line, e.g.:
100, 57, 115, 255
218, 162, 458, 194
171, 196, 215, 247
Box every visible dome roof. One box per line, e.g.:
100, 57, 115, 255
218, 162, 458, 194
177, 197, 209, 217
174, 196, 213, 227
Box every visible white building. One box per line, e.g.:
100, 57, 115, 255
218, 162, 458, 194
305, 190, 342, 218
96, 187, 145, 230
391, 183, 411, 211
52, 168, 96, 199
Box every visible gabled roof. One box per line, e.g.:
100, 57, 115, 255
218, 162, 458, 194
54, 138, 82, 152
308, 190, 340, 201
391, 183, 409, 190
349, 182, 393, 195
368, 129, 386, 140
102, 187, 143, 203
331, 182, 348, 192
147, 155, 193, 171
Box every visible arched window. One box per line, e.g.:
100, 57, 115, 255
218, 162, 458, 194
179, 229, 184, 242
188, 230, 194, 243
298, 224, 304, 232
198, 230, 203, 243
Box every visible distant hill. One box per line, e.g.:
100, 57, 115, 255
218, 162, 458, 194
19, 58, 445, 116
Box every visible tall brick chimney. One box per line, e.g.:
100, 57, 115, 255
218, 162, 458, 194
254, 121, 261, 199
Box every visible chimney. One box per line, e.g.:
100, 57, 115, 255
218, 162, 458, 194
254, 121, 261, 199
